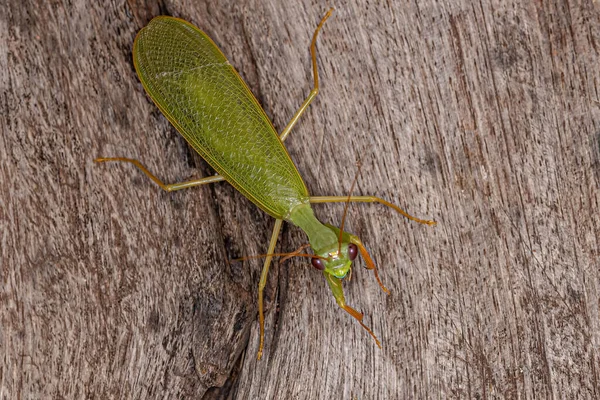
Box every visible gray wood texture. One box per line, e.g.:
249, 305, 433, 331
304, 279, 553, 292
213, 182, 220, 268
2, 0, 600, 398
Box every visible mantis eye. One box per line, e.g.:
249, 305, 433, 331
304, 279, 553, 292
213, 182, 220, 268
348, 243, 358, 261
311, 257, 325, 270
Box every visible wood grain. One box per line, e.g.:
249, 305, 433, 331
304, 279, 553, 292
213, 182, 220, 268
2, 0, 600, 398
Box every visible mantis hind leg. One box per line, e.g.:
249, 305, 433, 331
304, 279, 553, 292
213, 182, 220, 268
94, 157, 225, 191
278, 9, 333, 143
257, 218, 283, 360
309, 195, 437, 225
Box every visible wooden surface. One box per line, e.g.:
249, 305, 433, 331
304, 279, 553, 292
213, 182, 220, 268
2, 0, 600, 398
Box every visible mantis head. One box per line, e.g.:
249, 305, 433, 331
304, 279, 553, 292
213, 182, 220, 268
309, 223, 389, 294
303, 223, 388, 350
309, 240, 357, 278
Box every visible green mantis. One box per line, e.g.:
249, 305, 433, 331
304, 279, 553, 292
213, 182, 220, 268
96, 9, 436, 360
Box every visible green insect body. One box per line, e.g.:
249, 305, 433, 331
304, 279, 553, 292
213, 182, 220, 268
134, 16, 309, 218
96, 10, 435, 360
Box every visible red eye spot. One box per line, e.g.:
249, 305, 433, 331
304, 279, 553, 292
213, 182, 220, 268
311, 257, 325, 270
348, 243, 358, 261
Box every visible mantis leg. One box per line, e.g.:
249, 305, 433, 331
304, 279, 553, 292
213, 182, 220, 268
341, 304, 381, 348
257, 218, 283, 360
348, 235, 389, 294
278, 9, 333, 143
324, 273, 381, 348
309, 195, 437, 225
94, 157, 225, 192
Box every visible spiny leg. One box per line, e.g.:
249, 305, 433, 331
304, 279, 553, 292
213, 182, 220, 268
257, 218, 283, 360
278, 8, 333, 143
324, 273, 381, 348
309, 195, 437, 225
94, 157, 225, 191
341, 304, 381, 348
350, 236, 389, 294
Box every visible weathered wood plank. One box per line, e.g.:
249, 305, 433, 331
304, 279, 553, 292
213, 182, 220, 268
2, 0, 599, 398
